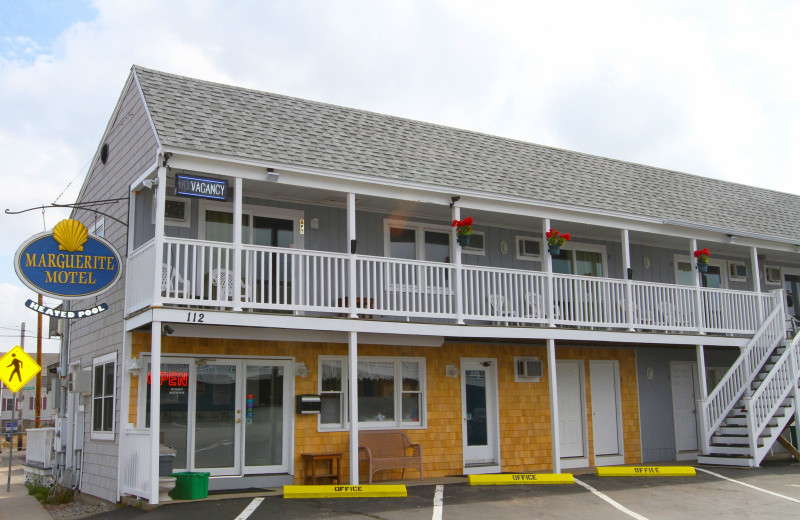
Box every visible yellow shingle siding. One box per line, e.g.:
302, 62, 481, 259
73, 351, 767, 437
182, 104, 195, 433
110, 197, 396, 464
129, 333, 641, 483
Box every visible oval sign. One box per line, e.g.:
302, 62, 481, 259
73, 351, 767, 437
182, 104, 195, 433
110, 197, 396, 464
14, 219, 122, 300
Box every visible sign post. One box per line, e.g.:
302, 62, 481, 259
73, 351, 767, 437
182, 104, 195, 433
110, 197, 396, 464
1, 346, 41, 492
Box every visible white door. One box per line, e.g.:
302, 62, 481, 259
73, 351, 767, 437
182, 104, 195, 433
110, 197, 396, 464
671, 362, 699, 454
461, 359, 499, 467
242, 360, 292, 474
194, 360, 241, 476
557, 360, 586, 459
590, 361, 623, 461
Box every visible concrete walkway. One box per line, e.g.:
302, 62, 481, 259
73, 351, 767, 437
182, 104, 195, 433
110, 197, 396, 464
0, 448, 52, 520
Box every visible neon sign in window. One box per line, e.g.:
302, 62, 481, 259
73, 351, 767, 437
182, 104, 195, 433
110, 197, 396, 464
147, 371, 189, 387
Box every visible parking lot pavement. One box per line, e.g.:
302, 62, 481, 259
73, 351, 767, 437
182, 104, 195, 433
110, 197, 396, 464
100, 459, 800, 520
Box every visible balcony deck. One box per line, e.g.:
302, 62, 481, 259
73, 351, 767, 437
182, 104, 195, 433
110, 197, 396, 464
125, 237, 770, 338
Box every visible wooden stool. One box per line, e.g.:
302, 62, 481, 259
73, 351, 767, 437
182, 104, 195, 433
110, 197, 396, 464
302, 452, 342, 485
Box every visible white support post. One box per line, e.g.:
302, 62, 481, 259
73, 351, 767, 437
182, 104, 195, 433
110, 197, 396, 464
347, 193, 358, 318
691, 239, 705, 334
621, 229, 635, 331
115, 329, 133, 501
233, 177, 243, 311
543, 219, 556, 327
789, 330, 800, 438
149, 321, 162, 505
750, 246, 763, 324
452, 205, 464, 324
348, 331, 359, 484
152, 163, 168, 307
696, 345, 708, 400
547, 339, 561, 473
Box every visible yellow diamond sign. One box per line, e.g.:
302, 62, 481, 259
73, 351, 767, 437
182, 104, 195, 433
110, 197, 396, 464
0, 346, 41, 393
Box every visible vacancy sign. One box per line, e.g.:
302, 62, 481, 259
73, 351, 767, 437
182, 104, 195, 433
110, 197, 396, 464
0, 346, 41, 393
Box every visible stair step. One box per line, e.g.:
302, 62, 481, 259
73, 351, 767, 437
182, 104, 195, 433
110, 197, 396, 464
697, 455, 756, 467
711, 435, 767, 446
723, 417, 779, 428
707, 445, 753, 455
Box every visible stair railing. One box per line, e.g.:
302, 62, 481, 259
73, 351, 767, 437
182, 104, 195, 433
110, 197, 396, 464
743, 328, 797, 462
698, 290, 785, 454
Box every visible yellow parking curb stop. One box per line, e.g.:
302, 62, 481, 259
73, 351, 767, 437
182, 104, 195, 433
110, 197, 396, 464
283, 484, 407, 498
468, 473, 575, 485
595, 466, 696, 477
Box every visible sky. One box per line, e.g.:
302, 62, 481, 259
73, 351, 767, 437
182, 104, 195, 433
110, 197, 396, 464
0, 0, 798, 353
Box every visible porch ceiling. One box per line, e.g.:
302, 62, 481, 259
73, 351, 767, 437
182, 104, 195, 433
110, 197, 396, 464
235, 175, 797, 260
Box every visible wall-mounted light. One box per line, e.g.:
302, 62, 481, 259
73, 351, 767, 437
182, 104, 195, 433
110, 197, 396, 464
727, 234, 736, 244
310, 217, 320, 230
446, 364, 459, 378
142, 177, 159, 189
128, 357, 141, 373
266, 168, 280, 182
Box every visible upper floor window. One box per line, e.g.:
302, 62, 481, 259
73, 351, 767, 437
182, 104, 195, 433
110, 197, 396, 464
91, 353, 116, 440
516, 236, 542, 261
199, 201, 303, 248
551, 243, 607, 277
88, 217, 105, 238
384, 219, 488, 260
674, 255, 727, 289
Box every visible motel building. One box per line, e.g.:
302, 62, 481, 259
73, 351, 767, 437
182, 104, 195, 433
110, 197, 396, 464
38, 66, 800, 505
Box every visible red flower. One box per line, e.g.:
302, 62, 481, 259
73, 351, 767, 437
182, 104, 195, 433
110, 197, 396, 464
452, 220, 458, 227
562, 233, 571, 241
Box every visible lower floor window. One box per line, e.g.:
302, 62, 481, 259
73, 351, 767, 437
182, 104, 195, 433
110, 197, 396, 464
319, 356, 425, 430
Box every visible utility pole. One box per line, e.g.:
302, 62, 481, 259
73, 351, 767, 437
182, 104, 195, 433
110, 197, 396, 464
35, 295, 42, 428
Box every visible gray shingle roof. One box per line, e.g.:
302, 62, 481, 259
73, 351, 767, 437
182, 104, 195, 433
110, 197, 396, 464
134, 66, 800, 243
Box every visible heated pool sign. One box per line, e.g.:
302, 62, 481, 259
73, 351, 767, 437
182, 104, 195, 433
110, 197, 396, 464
14, 219, 122, 300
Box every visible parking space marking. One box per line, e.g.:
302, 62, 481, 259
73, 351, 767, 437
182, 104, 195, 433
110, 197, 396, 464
432, 484, 443, 520
574, 478, 650, 520
234, 497, 264, 520
695, 467, 800, 504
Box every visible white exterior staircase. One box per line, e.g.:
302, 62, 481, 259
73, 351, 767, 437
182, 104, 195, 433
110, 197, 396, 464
698, 292, 800, 467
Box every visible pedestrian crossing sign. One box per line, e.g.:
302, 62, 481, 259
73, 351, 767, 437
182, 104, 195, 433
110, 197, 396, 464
0, 346, 40, 393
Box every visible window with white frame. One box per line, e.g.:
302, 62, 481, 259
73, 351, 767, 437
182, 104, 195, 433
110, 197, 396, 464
91, 353, 116, 440
516, 236, 542, 261
461, 232, 485, 255
764, 265, 782, 285
385, 220, 452, 262
551, 243, 607, 277
319, 356, 425, 430
728, 261, 747, 282
88, 217, 105, 237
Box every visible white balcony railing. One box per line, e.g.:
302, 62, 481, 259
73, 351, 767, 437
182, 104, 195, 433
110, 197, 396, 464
119, 427, 152, 499
124, 237, 767, 336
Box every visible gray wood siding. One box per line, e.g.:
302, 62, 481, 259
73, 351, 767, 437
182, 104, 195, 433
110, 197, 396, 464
157, 195, 800, 290
68, 77, 159, 503
636, 347, 739, 463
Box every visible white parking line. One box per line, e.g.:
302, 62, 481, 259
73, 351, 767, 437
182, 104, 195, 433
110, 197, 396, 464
695, 467, 800, 504
234, 497, 264, 520
432, 484, 444, 520
574, 478, 650, 520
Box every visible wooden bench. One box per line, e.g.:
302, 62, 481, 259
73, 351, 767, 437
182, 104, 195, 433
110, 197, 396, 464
358, 430, 423, 483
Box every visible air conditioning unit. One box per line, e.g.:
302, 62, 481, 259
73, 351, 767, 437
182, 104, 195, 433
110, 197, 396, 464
68, 371, 92, 395
515, 358, 542, 382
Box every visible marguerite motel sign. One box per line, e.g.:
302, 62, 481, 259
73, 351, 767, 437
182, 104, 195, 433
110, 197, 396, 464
14, 219, 122, 301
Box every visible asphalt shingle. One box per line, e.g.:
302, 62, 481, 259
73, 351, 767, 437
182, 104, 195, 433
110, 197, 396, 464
133, 66, 800, 243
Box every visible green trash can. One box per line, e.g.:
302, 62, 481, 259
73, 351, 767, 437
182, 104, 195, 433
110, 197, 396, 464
170, 472, 210, 500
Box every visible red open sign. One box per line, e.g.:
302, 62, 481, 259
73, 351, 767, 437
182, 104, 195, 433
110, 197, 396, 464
147, 371, 188, 387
